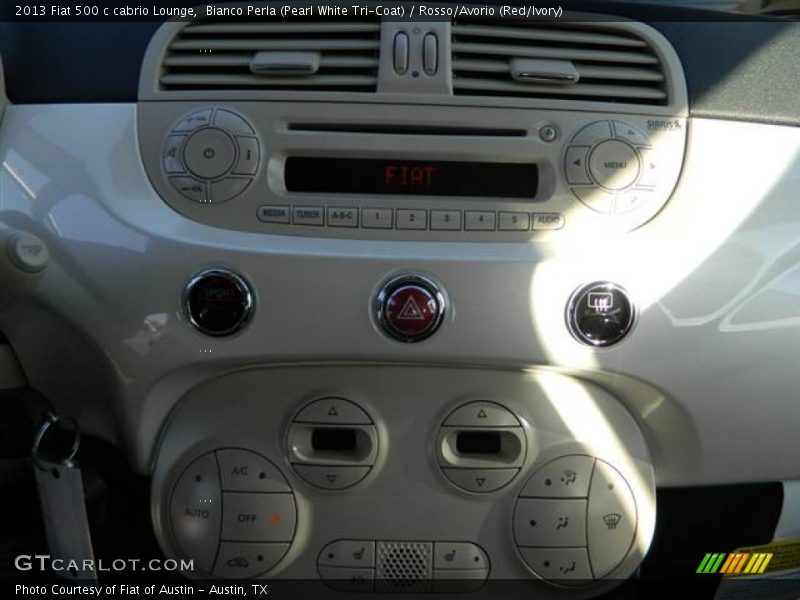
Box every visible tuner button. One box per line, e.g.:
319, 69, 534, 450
183, 269, 254, 336
375, 275, 446, 343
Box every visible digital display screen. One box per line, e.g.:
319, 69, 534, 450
284, 157, 538, 199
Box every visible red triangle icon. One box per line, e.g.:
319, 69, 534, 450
398, 296, 425, 321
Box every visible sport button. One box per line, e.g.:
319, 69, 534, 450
376, 275, 446, 343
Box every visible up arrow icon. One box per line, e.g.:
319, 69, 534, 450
476, 409, 488, 419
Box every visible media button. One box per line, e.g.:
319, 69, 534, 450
293, 206, 324, 226
257, 205, 290, 224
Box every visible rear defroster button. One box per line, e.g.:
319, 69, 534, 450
375, 274, 446, 343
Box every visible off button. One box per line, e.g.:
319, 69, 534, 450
375, 275, 446, 343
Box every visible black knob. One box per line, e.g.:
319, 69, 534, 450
566, 282, 634, 347
183, 269, 254, 336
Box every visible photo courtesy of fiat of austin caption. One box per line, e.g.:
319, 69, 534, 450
15, 584, 264, 596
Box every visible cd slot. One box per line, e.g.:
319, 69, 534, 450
287, 123, 527, 137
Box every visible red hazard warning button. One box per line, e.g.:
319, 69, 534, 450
375, 275, 446, 342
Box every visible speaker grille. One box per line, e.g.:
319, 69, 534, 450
375, 541, 432, 593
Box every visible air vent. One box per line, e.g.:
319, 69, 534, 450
451, 21, 669, 105
160, 20, 381, 92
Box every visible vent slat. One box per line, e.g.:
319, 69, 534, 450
164, 54, 379, 69
160, 73, 378, 88
453, 24, 648, 48
452, 41, 659, 65
161, 19, 380, 93
453, 78, 667, 101
170, 39, 380, 51
452, 59, 665, 83
183, 22, 381, 34
451, 22, 669, 105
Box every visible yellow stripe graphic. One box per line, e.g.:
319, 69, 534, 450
757, 553, 772, 573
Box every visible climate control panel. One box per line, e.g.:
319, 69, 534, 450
151, 366, 655, 595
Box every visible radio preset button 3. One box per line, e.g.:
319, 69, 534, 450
430, 210, 462, 230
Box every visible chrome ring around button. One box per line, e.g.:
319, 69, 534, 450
374, 274, 447, 343
182, 268, 254, 337
566, 282, 635, 347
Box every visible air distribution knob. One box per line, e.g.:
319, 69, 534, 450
183, 269, 254, 336
374, 274, 446, 343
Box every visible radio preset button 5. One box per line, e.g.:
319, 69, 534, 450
499, 212, 530, 231
184, 127, 237, 180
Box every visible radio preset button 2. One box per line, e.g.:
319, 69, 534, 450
396, 209, 427, 230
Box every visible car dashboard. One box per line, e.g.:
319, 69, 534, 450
0, 2, 799, 597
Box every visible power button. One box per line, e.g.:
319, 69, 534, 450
566, 282, 635, 347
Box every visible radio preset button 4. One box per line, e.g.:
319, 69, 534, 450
465, 211, 496, 231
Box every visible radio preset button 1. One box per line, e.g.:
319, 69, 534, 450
465, 211, 496, 231
396, 209, 427, 230
499, 212, 530, 231
257, 205, 290, 224
293, 206, 324, 226
183, 128, 237, 180
328, 207, 358, 227
362, 208, 393, 229
430, 210, 462, 231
